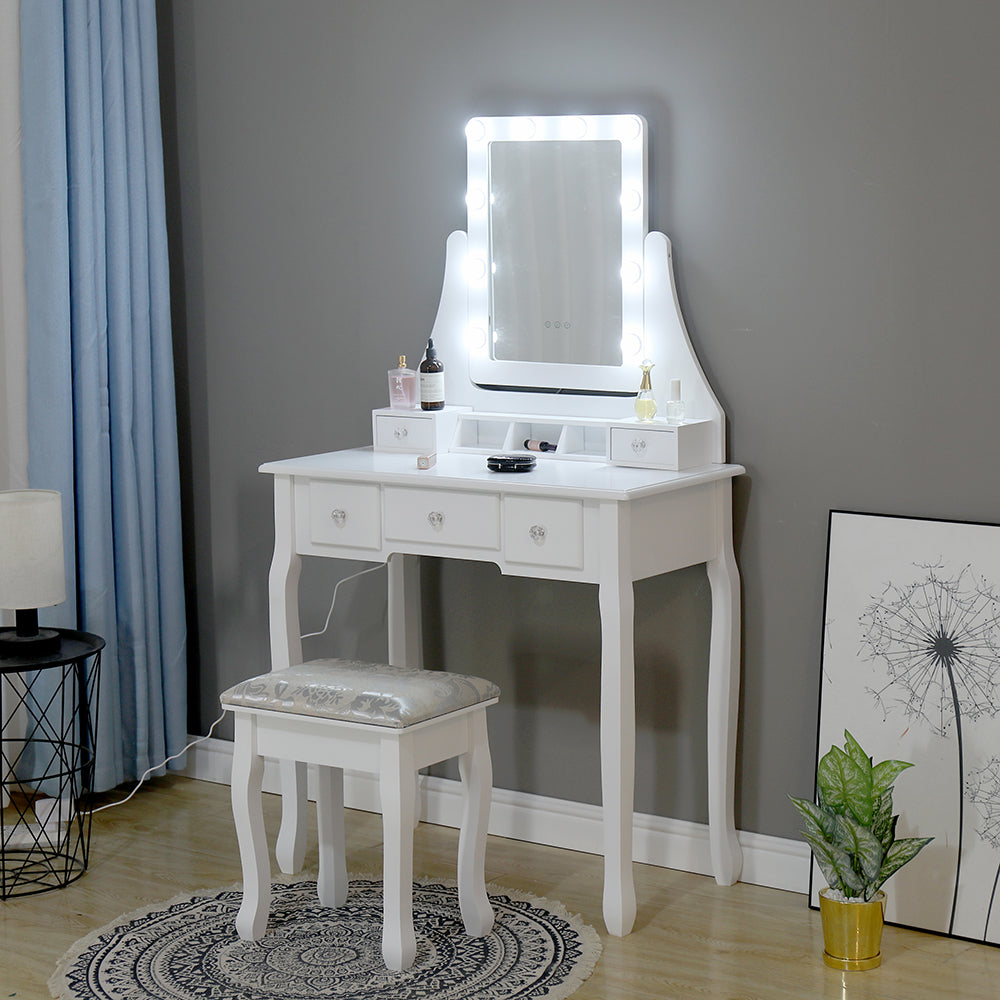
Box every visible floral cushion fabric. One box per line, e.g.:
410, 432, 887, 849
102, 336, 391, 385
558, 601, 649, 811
220, 659, 500, 729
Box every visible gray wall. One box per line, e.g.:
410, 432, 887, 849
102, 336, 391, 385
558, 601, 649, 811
159, 0, 1000, 840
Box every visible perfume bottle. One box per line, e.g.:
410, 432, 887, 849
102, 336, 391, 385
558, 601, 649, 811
665, 378, 686, 424
419, 338, 445, 411
634, 360, 657, 422
387, 355, 418, 409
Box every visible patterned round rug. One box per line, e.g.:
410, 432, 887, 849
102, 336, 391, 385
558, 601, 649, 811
48, 877, 601, 999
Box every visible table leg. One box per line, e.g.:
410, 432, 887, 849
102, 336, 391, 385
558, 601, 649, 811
706, 480, 743, 885
380, 734, 417, 971
232, 714, 271, 940
269, 475, 306, 873
387, 553, 421, 669
387, 552, 423, 823
598, 501, 637, 937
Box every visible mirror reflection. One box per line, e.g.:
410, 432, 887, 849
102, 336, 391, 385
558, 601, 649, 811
490, 139, 623, 367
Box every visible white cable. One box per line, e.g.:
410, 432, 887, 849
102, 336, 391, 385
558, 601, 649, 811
91, 565, 382, 813
300, 564, 385, 639
89, 710, 227, 813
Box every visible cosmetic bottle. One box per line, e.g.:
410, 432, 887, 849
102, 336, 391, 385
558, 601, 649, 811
665, 378, 686, 424
387, 355, 418, 409
419, 338, 445, 411
524, 439, 557, 452
634, 361, 657, 422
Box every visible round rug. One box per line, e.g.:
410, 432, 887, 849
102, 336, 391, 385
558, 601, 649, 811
48, 877, 601, 999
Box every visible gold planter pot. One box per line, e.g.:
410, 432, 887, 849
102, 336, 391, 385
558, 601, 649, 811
818, 888, 885, 971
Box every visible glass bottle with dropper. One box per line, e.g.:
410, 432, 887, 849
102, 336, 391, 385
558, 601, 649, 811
419, 338, 445, 411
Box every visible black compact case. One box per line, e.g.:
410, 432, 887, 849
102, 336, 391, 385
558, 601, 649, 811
486, 454, 536, 473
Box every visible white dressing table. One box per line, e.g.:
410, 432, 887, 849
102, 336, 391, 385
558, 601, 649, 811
260, 446, 743, 936
260, 114, 744, 937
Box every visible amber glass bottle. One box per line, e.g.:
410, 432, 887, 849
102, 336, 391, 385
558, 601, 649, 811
419, 338, 445, 410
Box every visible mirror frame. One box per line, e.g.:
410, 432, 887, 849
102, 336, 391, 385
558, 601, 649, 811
464, 114, 648, 395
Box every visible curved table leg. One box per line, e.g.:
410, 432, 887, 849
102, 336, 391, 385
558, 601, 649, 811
457, 710, 494, 937
268, 476, 307, 873
598, 501, 637, 937
231, 713, 271, 940
706, 479, 743, 885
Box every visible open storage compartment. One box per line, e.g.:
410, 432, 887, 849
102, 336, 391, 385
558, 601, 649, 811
450, 412, 614, 462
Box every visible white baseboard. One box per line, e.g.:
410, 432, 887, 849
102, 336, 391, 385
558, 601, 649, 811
180, 735, 810, 895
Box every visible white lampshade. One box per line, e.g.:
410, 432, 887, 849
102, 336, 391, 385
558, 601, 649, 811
0, 490, 67, 610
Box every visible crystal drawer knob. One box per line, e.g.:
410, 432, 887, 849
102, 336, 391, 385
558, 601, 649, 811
393, 426, 408, 440
631, 437, 647, 454
528, 524, 546, 543
330, 508, 347, 526
428, 511, 444, 528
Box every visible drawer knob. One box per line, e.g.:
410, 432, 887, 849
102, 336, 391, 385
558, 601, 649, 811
427, 510, 444, 529
393, 426, 409, 440
528, 524, 546, 543
330, 508, 347, 526
630, 437, 647, 454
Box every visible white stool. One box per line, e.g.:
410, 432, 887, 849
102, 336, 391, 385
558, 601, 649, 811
220, 659, 499, 971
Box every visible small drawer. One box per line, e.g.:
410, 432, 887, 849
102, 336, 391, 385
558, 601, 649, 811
373, 413, 436, 453
503, 497, 584, 569
608, 419, 713, 471
306, 481, 381, 549
383, 487, 499, 550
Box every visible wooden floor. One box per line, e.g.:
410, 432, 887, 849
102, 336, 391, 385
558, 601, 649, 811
2, 775, 998, 999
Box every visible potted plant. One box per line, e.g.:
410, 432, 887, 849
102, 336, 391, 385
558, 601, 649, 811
789, 729, 933, 970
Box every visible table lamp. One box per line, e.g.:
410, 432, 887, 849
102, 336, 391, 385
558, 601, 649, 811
0, 490, 66, 655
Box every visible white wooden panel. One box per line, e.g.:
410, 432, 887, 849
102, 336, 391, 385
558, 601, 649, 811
628, 484, 717, 580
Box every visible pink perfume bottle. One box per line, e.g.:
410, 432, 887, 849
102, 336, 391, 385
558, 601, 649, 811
388, 355, 418, 409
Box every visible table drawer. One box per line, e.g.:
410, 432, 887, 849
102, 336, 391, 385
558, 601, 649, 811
306, 481, 381, 549
383, 487, 499, 550
503, 497, 584, 569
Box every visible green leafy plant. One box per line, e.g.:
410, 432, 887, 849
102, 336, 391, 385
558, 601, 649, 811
789, 730, 933, 901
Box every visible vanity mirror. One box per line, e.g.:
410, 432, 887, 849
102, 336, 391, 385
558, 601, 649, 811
465, 114, 648, 394
427, 111, 724, 459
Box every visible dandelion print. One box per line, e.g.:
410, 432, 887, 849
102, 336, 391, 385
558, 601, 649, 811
968, 757, 1000, 937
860, 561, 1000, 934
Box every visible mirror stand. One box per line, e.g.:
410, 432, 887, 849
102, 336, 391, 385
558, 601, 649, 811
374, 113, 727, 471
418, 228, 726, 468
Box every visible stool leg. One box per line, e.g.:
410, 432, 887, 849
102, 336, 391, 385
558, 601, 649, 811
231, 714, 271, 940
379, 735, 417, 971
316, 764, 348, 907
276, 759, 308, 874
457, 710, 494, 937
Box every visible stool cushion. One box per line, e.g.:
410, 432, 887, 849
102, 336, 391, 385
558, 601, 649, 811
220, 659, 500, 729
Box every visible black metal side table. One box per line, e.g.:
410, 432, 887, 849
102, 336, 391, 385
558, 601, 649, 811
0, 629, 104, 898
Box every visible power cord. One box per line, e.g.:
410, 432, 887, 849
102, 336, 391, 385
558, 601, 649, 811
90, 564, 385, 812
300, 564, 385, 639
89, 710, 227, 813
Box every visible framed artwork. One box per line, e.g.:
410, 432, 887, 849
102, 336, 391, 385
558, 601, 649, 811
815, 510, 1000, 943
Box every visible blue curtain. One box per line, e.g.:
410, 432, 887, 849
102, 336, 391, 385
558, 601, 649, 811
20, 0, 187, 790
